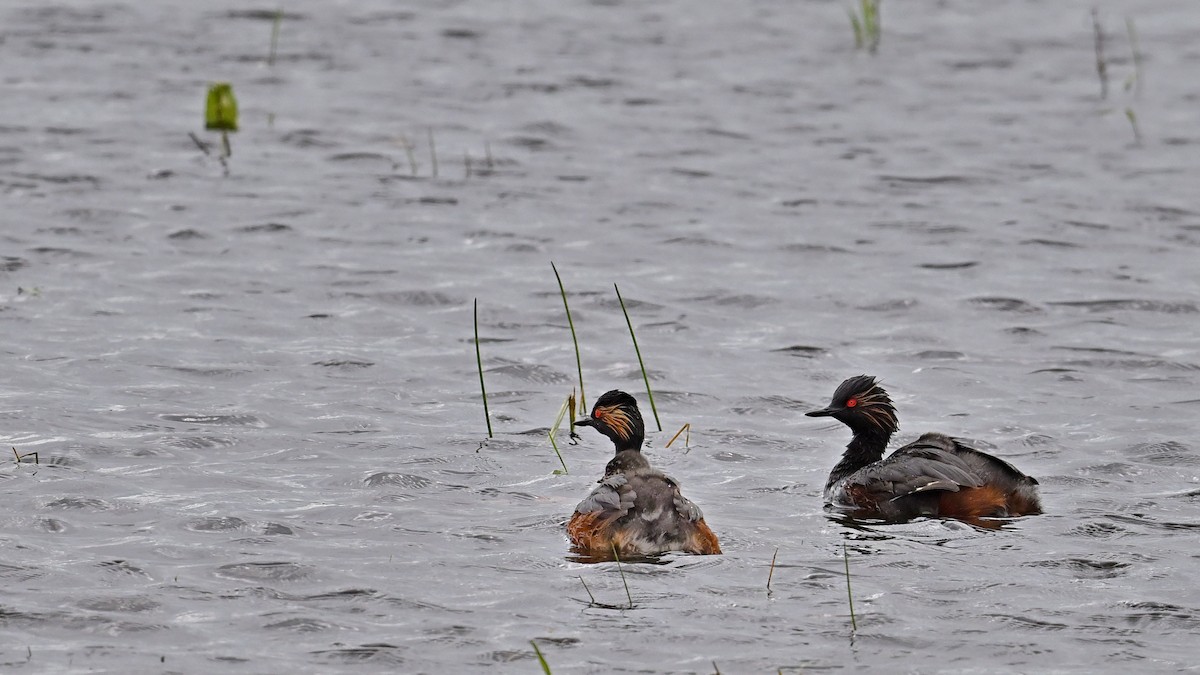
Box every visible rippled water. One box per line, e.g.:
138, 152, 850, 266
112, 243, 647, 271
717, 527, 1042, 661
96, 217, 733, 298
3, 0, 1199, 672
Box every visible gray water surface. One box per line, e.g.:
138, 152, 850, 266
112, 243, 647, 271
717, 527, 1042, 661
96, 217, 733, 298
3, 0, 1199, 672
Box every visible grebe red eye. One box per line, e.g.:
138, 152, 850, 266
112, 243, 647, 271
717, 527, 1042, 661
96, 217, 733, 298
846, 398, 857, 408
593, 409, 605, 419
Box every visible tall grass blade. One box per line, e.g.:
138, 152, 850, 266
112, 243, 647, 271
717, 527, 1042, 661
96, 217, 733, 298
551, 262, 586, 411
843, 543, 858, 632
767, 547, 779, 593
614, 283, 661, 431
530, 640, 552, 675
612, 544, 633, 608
474, 299, 493, 438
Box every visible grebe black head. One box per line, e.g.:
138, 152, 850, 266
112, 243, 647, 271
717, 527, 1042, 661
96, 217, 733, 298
805, 374, 898, 438
806, 374, 1042, 523
576, 389, 645, 453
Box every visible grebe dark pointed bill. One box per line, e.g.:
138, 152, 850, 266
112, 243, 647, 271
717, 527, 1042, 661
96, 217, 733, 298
567, 389, 721, 559
807, 375, 1042, 525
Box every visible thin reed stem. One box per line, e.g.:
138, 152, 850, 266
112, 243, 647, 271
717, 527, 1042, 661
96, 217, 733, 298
614, 283, 661, 431
1126, 17, 1143, 97
612, 544, 633, 608
665, 423, 690, 449
267, 8, 282, 66
1092, 7, 1108, 100
767, 547, 779, 592
547, 394, 571, 473
551, 262, 586, 411
428, 128, 439, 178
843, 543, 857, 632
1125, 108, 1142, 146
398, 134, 418, 176
578, 576, 596, 604
474, 299, 493, 438
187, 132, 211, 156
567, 390, 578, 441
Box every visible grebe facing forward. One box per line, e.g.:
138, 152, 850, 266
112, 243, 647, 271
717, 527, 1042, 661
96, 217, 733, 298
567, 390, 721, 558
806, 375, 1042, 523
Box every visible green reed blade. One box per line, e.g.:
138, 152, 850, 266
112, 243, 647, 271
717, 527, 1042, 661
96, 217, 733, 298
474, 299, 493, 438
843, 543, 857, 632
614, 283, 661, 431
767, 547, 779, 592
551, 262, 586, 411
530, 640, 552, 675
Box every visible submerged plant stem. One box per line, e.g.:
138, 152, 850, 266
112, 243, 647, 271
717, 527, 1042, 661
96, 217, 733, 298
612, 544, 633, 608
578, 576, 596, 604
843, 543, 858, 632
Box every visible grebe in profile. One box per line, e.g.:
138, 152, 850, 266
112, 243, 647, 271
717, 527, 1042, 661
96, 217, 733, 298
568, 390, 721, 558
806, 375, 1041, 523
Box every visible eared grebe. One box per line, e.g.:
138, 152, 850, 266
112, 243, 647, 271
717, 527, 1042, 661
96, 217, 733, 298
568, 390, 721, 557
806, 375, 1042, 523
